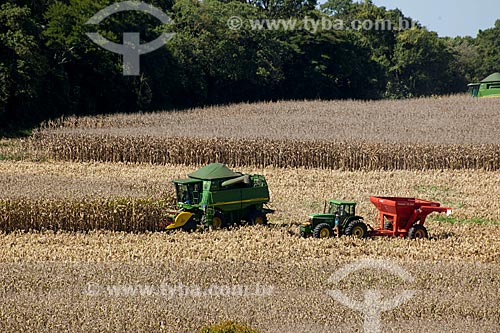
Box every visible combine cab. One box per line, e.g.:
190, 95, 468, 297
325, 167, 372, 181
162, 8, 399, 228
164, 163, 273, 231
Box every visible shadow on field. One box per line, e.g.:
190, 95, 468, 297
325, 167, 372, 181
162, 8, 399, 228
430, 231, 456, 240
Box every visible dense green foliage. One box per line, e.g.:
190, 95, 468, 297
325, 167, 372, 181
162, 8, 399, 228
0, 0, 499, 132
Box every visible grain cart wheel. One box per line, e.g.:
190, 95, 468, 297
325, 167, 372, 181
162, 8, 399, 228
313, 223, 333, 239
384, 222, 393, 230
345, 220, 368, 238
408, 224, 428, 239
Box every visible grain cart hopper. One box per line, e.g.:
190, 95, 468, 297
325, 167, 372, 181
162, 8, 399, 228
369, 196, 452, 239
164, 163, 273, 231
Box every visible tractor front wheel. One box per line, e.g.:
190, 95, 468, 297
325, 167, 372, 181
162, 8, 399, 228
313, 223, 333, 239
408, 224, 428, 239
345, 220, 368, 238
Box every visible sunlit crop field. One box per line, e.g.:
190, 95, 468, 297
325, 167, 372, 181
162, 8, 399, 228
1, 161, 500, 231
0, 227, 499, 332
1, 95, 500, 332
31, 95, 500, 170
38, 95, 500, 144
1, 161, 499, 331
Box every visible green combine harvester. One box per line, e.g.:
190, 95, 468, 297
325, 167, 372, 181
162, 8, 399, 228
164, 163, 273, 231
468, 72, 500, 98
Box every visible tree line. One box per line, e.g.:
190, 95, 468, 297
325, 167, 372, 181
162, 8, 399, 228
1, 0, 499, 133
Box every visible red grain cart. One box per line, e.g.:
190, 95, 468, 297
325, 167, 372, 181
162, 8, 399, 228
369, 196, 452, 239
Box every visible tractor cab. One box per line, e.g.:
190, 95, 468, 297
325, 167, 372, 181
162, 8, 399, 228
327, 200, 356, 217
300, 199, 365, 238
172, 179, 203, 207
326, 200, 356, 228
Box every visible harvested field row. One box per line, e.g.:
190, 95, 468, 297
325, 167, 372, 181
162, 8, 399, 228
2, 225, 499, 264
1, 161, 499, 232
0, 228, 499, 332
31, 133, 500, 171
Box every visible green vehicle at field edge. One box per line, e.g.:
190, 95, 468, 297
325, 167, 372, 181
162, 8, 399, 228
300, 200, 368, 238
468, 72, 500, 98
164, 163, 273, 231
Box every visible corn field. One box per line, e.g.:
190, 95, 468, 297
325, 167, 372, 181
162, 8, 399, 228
32, 95, 500, 170
1, 95, 499, 332
0, 226, 499, 332
0, 198, 171, 232
1, 161, 499, 232
31, 132, 500, 170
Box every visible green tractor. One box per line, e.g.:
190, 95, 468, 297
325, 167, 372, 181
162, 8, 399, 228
164, 163, 273, 231
300, 200, 368, 238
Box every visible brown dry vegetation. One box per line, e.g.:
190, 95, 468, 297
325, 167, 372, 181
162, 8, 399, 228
1, 161, 499, 232
30, 95, 500, 170
40, 95, 500, 144
2, 96, 500, 332
0, 227, 499, 332
0, 160, 499, 332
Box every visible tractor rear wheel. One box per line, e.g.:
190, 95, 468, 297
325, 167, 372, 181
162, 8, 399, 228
408, 224, 428, 239
313, 223, 333, 238
345, 220, 368, 238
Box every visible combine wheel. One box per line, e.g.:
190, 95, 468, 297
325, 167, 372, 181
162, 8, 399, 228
249, 213, 268, 226
408, 224, 428, 239
203, 211, 227, 230
345, 220, 368, 238
212, 212, 225, 229
313, 223, 333, 239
